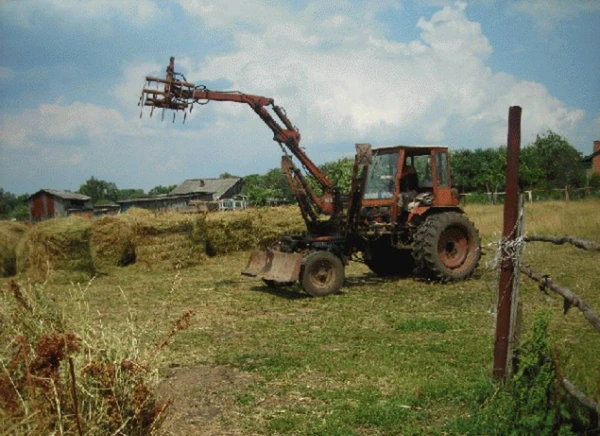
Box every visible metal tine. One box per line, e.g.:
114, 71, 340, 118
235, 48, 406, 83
162, 108, 165, 121
173, 112, 176, 123
150, 106, 154, 118
183, 111, 187, 124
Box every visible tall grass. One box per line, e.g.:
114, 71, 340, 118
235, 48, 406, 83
1, 199, 598, 434
0, 278, 191, 435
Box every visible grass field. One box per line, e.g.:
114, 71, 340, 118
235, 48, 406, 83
1, 200, 599, 435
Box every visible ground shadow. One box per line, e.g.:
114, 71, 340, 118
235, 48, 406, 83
250, 284, 312, 300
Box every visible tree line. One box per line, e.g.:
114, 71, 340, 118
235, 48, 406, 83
242, 130, 599, 204
1, 131, 598, 219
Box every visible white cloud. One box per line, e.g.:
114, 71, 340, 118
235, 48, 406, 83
510, 0, 600, 30
0, 101, 127, 151
110, 61, 164, 109
2, 0, 162, 29
164, 1, 584, 152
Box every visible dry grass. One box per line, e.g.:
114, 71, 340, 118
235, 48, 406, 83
10, 206, 305, 279
0, 221, 28, 277
89, 216, 136, 270
15, 216, 95, 282
0, 279, 185, 435
2, 200, 598, 434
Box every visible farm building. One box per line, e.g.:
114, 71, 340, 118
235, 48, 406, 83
169, 178, 243, 200
28, 189, 93, 222
118, 178, 245, 213
582, 140, 600, 174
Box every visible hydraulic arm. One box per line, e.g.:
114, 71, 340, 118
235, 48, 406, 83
140, 57, 340, 221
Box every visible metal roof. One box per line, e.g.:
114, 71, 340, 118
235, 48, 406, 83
168, 178, 242, 199
29, 189, 91, 201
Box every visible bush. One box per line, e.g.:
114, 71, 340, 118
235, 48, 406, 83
0, 279, 177, 434
447, 311, 596, 435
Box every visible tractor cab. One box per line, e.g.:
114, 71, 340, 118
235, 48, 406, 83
361, 146, 460, 226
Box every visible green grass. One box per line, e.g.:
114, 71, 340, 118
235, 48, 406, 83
1, 200, 599, 434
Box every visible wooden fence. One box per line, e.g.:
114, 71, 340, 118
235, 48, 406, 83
516, 231, 600, 413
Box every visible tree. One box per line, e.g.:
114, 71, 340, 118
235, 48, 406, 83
117, 189, 146, 201
319, 158, 354, 194
148, 185, 177, 197
78, 177, 119, 204
219, 172, 239, 179
523, 131, 585, 190
242, 169, 292, 206
451, 148, 506, 192
0, 189, 29, 220
0, 188, 16, 217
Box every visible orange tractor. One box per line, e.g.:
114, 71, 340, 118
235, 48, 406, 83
140, 58, 480, 296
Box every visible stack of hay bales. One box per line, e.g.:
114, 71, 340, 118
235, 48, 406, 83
119, 209, 199, 270
203, 206, 305, 256
0, 221, 28, 277
90, 216, 136, 269
16, 216, 95, 281
12, 205, 306, 280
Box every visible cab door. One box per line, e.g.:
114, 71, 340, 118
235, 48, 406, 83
432, 150, 458, 206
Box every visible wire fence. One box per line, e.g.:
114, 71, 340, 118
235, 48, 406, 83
462, 188, 600, 204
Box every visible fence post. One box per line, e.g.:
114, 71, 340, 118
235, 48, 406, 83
493, 106, 522, 380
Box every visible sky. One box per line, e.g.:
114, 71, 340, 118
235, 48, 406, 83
0, 0, 599, 195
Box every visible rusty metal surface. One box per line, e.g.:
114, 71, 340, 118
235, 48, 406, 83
493, 105, 522, 380
242, 249, 303, 283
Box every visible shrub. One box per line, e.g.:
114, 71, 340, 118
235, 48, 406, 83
0, 279, 179, 434
447, 311, 596, 435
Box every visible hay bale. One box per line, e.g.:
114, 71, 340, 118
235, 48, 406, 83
121, 209, 202, 270
203, 206, 305, 256
90, 216, 136, 269
16, 216, 95, 281
0, 221, 28, 277
205, 215, 259, 256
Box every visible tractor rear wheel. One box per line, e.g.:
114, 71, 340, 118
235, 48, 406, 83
300, 251, 345, 297
413, 212, 480, 281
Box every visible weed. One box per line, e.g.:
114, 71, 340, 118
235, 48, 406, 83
447, 311, 597, 435
0, 279, 181, 435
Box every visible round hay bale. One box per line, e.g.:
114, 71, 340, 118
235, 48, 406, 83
0, 221, 29, 277
16, 216, 95, 281
90, 216, 136, 269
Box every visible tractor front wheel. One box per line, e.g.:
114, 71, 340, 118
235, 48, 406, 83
413, 212, 480, 282
300, 251, 345, 297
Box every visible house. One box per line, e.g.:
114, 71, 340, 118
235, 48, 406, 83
582, 140, 600, 174
28, 189, 93, 222
118, 178, 244, 213
168, 178, 243, 200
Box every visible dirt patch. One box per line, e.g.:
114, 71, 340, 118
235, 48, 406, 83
157, 365, 260, 435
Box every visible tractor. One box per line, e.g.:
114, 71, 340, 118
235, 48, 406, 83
140, 57, 481, 296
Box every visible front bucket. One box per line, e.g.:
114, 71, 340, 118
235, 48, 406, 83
242, 249, 303, 284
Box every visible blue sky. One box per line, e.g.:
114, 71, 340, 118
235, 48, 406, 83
1, 0, 598, 195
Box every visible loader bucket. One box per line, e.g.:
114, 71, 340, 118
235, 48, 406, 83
242, 249, 303, 284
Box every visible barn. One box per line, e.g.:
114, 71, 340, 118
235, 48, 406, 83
168, 178, 243, 200
28, 189, 93, 222
118, 178, 244, 213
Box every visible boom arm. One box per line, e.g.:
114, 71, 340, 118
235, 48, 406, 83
140, 57, 338, 217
